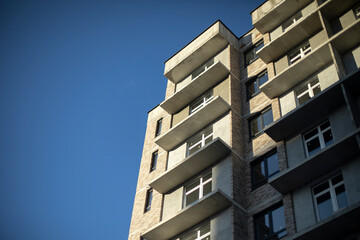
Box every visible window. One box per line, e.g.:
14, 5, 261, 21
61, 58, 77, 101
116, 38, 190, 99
155, 118, 162, 137
247, 71, 269, 99
192, 58, 214, 80
190, 90, 214, 114
296, 77, 321, 105
184, 171, 212, 207
303, 120, 333, 157
282, 12, 303, 32
250, 107, 273, 138
313, 173, 348, 221
144, 189, 153, 213
251, 151, 279, 188
354, 5, 360, 19
187, 126, 213, 156
245, 40, 264, 66
288, 41, 311, 65
179, 222, 210, 240
254, 203, 287, 240
150, 151, 158, 172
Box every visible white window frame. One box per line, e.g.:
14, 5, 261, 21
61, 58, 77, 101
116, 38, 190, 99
312, 173, 348, 221
184, 171, 212, 207
282, 11, 303, 32
187, 126, 213, 156
179, 222, 210, 240
288, 42, 311, 65
303, 120, 333, 157
296, 77, 321, 106
191, 58, 214, 80
189, 90, 214, 114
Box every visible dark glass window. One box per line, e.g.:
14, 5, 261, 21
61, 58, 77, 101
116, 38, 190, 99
144, 189, 153, 213
303, 120, 333, 157
245, 40, 264, 66
155, 118, 162, 137
254, 203, 287, 240
251, 151, 279, 188
247, 71, 268, 99
250, 107, 273, 138
150, 151, 158, 172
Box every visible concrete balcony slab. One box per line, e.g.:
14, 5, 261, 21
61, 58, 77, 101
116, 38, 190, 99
160, 61, 229, 114
142, 189, 232, 240
155, 96, 230, 151
150, 138, 231, 194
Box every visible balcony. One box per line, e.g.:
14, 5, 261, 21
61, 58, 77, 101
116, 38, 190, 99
321, 0, 360, 20
260, 42, 332, 99
155, 96, 230, 151
330, 18, 360, 54
160, 61, 229, 114
257, 12, 322, 63
141, 189, 232, 240
293, 202, 360, 240
251, 0, 313, 34
164, 21, 238, 84
264, 63, 360, 142
150, 138, 231, 193
269, 128, 360, 194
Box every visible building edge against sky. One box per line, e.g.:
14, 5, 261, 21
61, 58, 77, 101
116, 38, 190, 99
129, 0, 360, 239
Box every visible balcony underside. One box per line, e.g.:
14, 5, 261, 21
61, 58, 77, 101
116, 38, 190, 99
142, 190, 232, 240
331, 19, 360, 54
155, 96, 230, 151
293, 202, 360, 240
161, 61, 229, 114
321, 0, 360, 19
269, 128, 360, 194
258, 13, 322, 64
150, 138, 231, 194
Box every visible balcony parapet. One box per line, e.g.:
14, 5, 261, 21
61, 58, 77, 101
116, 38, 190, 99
150, 138, 231, 193
269, 128, 360, 194
141, 189, 232, 240
161, 61, 229, 114
155, 96, 230, 151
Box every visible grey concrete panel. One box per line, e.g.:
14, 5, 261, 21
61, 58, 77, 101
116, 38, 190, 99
330, 105, 356, 142
213, 156, 232, 198
342, 157, 360, 205
293, 186, 316, 231
162, 187, 183, 221
211, 208, 233, 240
286, 135, 305, 168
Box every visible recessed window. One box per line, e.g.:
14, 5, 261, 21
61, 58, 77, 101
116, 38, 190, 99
144, 189, 153, 213
254, 203, 287, 240
250, 107, 273, 138
184, 171, 212, 207
296, 77, 321, 105
282, 12, 303, 32
190, 89, 214, 114
192, 58, 214, 80
150, 151, 158, 172
251, 151, 279, 188
303, 120, 333, 157
155, 118, 162, 137
247, 71, 268, 99
354, 5, 360, 19
245, 40, 264, 66
179, 222, 210, 240
288, 41, 311, 65
313, 173, 348, 221
187, 126, 213, 156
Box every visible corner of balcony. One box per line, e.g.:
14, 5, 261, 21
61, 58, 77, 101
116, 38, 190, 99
160, 61, 229, 114
164, 21, 238, 84
141, 189, 232, 240
150, 138, 231, 194
269, 128, 360, 194
155, 96, 230, 151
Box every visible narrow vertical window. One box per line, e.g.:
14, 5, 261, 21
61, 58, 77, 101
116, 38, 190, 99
144, 189, 153, 213
249, 107, 273, 138
150, 151, 158, 172
245, 40, 264, 66
247, 71, 268, 99
251, 150, 279, 188
155, 118, 162, 137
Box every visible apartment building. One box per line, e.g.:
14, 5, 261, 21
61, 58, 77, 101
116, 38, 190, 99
129, 0, 360, 239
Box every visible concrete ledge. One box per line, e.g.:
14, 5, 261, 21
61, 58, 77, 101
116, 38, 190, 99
160, 61, 230, 114
155, 96, 230, 151
321, 0, 359, 19
150, 138, 231, 193
258, 12, 321, 63
269, 128, 360, 194
293, 202, 360, 240
141, 189, 232, 240
331, 19, 360, 54
264, 69, 360, 142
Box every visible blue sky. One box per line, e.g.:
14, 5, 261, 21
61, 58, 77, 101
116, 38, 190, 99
0, 0, 264, 239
